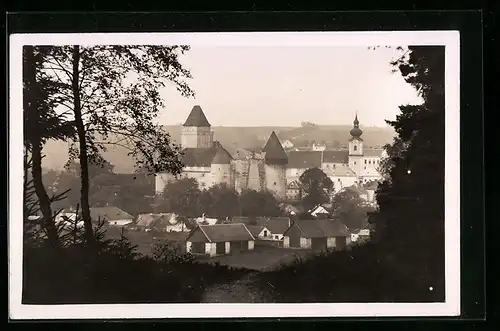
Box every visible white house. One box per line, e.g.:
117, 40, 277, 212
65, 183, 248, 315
185, 223, 255, 257
283, 219, 351, 250
282, 140, 294, 149
195, 213, 218, 225
246, 225, 272, 240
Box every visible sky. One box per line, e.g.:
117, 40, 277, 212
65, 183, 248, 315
158, 46, 422, 128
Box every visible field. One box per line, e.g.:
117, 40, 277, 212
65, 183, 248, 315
197, 246, 311, 271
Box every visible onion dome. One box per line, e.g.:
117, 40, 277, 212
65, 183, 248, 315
349, 114, 363, 138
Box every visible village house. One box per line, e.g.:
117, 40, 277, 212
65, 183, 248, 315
185, 223, 255, 257
136, 213, 190, 232
231, 216, 291, 240
283, 218, 351, 251
308, 205, 330, 218
89, 206, 134, 226
195, 213, 218, 225
246, 225, 272, 240
285, 180, 302, 201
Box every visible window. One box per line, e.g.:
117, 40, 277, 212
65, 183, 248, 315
364, 167, 366, 170
274, 182, 277, 186
274, 235, 279, 240
354, 161, 356, 165
364, 160, 367, 164
264, 230, 268, 236
369, 160, 371, 164
354, 146, 357, 151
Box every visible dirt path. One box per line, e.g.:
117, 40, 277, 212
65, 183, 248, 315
201, 272, 273, 303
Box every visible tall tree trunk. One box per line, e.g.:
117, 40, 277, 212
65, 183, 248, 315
71, 45, 95, 248
23, 46, 60, 249
31, 142, 60, 247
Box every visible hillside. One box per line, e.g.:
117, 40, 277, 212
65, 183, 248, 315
42, 125, 395, 173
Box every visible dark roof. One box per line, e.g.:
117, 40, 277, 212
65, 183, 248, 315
262, 131, 288, 165
136, 213, 180, 228
323, 166, 357, 177
262, 217, 291, 234
189, 223, 255, 242
285, 219, 350, 238
212, 144, 233, 164
181, 148, 216, 167
287, 151, 322, 168
246, 225, 266, 237
322, 150, 349, 163
183, 105, 211, 127
90, 207, 134, 222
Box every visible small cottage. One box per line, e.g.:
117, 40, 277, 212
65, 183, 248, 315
185, 223, 255, 257
90, 206, 134, 226
283, 218, 351, 251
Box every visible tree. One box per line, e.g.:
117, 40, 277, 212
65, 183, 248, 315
299, 168, 334, 211
161, 178, 201, 218
200, 184, 240, 219
239, 189, 282, 217
23, 46, 76, 247
331, 189, 371, 230
38, 45, 194, 245
373, 46, 445, 290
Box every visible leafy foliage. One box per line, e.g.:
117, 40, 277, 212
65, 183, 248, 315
331, 189, 372, 230
161, 178, 202, 218
239, 189, 283, 217
299, 168, 334, 211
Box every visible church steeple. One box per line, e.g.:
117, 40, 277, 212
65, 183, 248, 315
349, 113, 363, 140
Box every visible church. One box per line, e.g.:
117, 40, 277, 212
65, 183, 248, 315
155, 105, 385, 201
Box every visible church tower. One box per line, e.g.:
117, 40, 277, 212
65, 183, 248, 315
348, 114, 364, 177
262, 131, 288, 200
181, 105, 214, 148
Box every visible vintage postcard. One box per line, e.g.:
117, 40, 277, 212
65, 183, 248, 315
9, 31, 460, 319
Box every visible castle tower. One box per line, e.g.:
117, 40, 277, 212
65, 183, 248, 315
348, 113, 364, 177
181, 105, 214, 148
210, 142, 234, 188
262, 131, 288, 200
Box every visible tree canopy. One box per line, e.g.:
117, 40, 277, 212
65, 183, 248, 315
331, 189, 372, 230
373, 46, 445, 291
299, 167, 334, 211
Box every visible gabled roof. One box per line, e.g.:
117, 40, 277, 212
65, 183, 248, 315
323, 166, 357, 177
262, 217, 291, 234
183, 105, 211, 127
212, 144, 233, 164
287, 180, 301, 189
246, 225, 267, 237
181, 148, 217, 167
262, 131, 288, 165
285, 219, 350, 238
322, 150, 349, 163
187, 223, 255, 243
287, 151, 322, 169
90, 206, 134, 222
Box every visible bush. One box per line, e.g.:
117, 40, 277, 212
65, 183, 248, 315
256, 243, 444, 303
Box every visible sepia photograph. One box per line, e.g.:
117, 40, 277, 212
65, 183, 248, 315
9, 31, 460, 319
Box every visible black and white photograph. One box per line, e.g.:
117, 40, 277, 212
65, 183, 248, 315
9, 31, 460, 319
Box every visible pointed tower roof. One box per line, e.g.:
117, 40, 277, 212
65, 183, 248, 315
262, 131, 288, 165
183, 105, 211, 127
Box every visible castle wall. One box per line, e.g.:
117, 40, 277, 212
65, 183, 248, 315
265, 164, 287, 200
211, 163, 232, 187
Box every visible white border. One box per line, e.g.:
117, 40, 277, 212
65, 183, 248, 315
9, 31, 461, 319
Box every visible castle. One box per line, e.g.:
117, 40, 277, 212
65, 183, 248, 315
155, 106, 385, 201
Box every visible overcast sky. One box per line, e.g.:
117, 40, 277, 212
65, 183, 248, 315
158, 46, 422, 127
